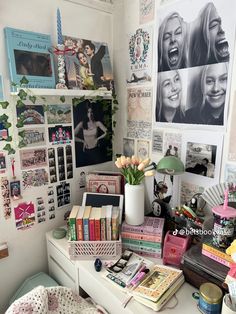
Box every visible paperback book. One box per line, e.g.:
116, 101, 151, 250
4, 27, 56, 90
121, 217, 164, 236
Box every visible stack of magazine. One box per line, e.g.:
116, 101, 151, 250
103, 250, 184, 311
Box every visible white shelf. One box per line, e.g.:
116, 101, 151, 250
10, 88, 112, 98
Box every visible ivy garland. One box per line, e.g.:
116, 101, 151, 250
0, 76, 118, 156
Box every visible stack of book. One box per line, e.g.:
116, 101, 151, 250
202, 236, 233, 268
121, 217, 165, 258
69, 205, 121, 241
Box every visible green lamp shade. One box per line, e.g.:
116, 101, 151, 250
156, 156, 185, 175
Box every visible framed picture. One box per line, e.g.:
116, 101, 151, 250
82, 192, 124, 209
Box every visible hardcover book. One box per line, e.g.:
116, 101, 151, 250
4, 27, 56, 90
111, 206, 120, 240
69, 206, 79, 241
202, 249, 231, 268
86, 174, 121, 194
89, 207, 96, 241
122, 243, 162, 255
104, 205, 113, 241
76, 206, 85, 241
94, 207, 102, 241
121, 217, 165, 236
122, 238, 161, 249
202, 241, 233, 263
121, 231, 162, 243
83, 206, 92, 241
100, 206, 106, 241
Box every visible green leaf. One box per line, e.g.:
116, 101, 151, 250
18, 140, 27, 148
113, 99, 118, 104
3, 122, 11, 129
43, 104, 48, 112
18, 130, 25, 138
16, 120, 24, 128
18, 89, 27, 100
16, 99, 26, 108
5, 136, 12, 142
60, 96, 65, 103
20, 76, 29, 85
0, 101, 9, 109
29, 95, 37, 104
0, 114, 9, 122
3, 144, 15, 154
11, 82, 17, 87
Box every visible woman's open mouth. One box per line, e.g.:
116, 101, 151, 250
216, 39, 229, 59
169, 93, 179, 101
168, 47, 179, 66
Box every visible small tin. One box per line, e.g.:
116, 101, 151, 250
198, 283, 223, 314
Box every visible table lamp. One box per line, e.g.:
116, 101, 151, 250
156, 156, 185, 176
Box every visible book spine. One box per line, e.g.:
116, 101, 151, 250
122, 238, 161, 249
112, 219, 119, 241
122, 243, 161, 254
106, 217, 112, 241
202, 243, 233, 263
101, 217, 106, 241
89, 219, 95, 241
69, 218, 77, 241
202, 249, 231, 268
121, 231, 162, 243
95, 219, 101, 241
121, 225, 162, 236
83, 218, 89, 241
76, 218, 83, 241
129, 249, 162, 259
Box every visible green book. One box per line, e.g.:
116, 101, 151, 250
69, 206, 79, 241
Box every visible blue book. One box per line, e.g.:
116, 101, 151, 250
4, 27, 56, 90
83, 206, 92, 241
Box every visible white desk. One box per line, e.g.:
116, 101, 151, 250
46, 230, 200, 314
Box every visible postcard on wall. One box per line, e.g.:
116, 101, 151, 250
4, 27, 55, 90
18, 127, 46, 147
0, 123, 8, 141
0, 75, 4, 101
20, 148, 47, 170
14, 202, 35, 230
127, 87, 152, 139
155, 0, 236, 127
228, 91, 236, 161
137, 139, 150, 160
152, 130, 163, 153
123, 138, 135, 157
46, 104, 72, 124
22, 168, 48, 189
181, 131, 223, 186
164, 132, 182, 158
63, 35, 113, 90
225, 164, 236, 183
127, 26, 153, 85
48, 125, 72, 145
0, 152, 6, 174
180, 181, 204, 206
139, 0, 155, 24
16, 105, 45, 125
73, 99, 112, 168
10, 180, 21, 200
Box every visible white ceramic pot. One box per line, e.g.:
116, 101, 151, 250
125, 183, 144, 226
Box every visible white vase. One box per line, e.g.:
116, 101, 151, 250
125, 183, 145, 226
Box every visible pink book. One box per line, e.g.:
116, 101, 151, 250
202, 249, 232, 268
121, 217, 164, 236
89, 207, 96, 241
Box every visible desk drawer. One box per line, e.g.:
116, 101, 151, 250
47, 240, 75, 281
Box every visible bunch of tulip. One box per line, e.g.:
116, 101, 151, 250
115, 155, 156, 185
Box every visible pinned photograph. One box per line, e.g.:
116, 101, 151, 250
10, 181, 21, 200
47, 104, 72, 124
16, 105, 45, 125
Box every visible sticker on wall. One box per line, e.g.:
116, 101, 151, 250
18, 127, 46, 148
0, 152, 6, 174
47, 186, 55, 220
22, 168, 48, 189
10, 180, 22, 200
152, 130, 163, 153
79, 171, 86, 189
36, 197, 46, 223
139, 0, 155, 24
1, 177, 11, 219
48, 148, 57, 183
48, 125, 72, 145
56, 181, 70, 208
46, 104, 72, 124
14, 202, 35, 230
65, 145, 73, 179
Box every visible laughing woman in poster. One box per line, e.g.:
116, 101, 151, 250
158, 12, 188, 72
189, 2, 229, 67
156, 70, 184, 123
74, 102, 107, 164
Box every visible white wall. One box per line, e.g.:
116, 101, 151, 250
0, 0, 113, 312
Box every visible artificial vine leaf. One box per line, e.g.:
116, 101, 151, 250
3, 143, 15, 155
60, 96, 65, 103
5, 136, 12, 142
0, 101, 9, 109
3, 122, 11, 129
18, 130, 25, 138
72, 96, 85, 106
16, 120, 24, 128
43, 104, 48, 112
18, 140, 26, 148
0, 114, 9, 122
16, 99, 25, 108
20, 76, 29, 85
11, 82, 17, 87
18, 89, 27, 100
113, 99, 118, 104
29, 95, 37, 104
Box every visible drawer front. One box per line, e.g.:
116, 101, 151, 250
47, 240, 75, 281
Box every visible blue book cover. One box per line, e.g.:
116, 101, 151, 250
4, 27, 56, 90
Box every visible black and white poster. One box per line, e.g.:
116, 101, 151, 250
155, 0, 236, 126
73, 99, 112, 168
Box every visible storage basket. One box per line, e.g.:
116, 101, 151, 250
68, 238, 122, 260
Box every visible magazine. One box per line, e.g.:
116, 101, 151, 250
4, 27, 56, 89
